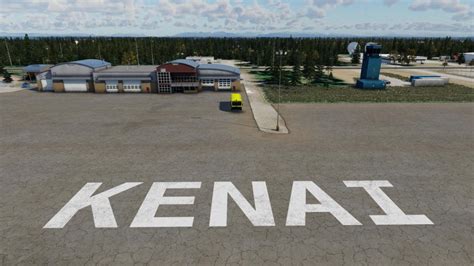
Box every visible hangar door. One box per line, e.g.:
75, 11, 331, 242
123, 80, 141, 93
64, 80, 87, 92
105, 80, 119, 93
201, 79, 215, 87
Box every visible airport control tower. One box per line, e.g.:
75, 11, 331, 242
356, 44, 386, 89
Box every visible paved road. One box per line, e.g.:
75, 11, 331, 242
239, 69, 289, 134
223, 60, 288, 134
0, 90, 472, 265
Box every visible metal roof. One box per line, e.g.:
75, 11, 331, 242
36, 71, 51, 79
71, 59, 111, 69
97, 77, 151, 81
23, 64, 53, 73
97, 65, 156, 73
170, 59, 199, 68
198, 76, 240, 80
197, 64, 240, 75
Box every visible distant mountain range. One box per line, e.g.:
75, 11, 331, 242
0, 32, 148, 38
174, 31, 354, 38
173, 32, 473, 38
0, 31, 340, 38
0, 31, 472, 39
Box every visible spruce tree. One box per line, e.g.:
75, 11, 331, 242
303, 52, 316, 81
314, 64, 325, 83
290, 52, 302, 85
3, 70, 12, 83
121, 51, 138, 65
457, 53, 465, 65
351, 45, 361, 64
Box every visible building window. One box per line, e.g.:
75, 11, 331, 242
158, 72, 171, 84
159, 84, 171, 93
172, 75, 197, 83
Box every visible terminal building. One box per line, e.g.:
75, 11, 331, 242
156, 59, 241, 93
36, 58, 240, 94
157, 59, 200, 93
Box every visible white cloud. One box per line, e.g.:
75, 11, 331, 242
409, 0, 472, 20
452, 10, 473, 21
384, 0, 399, 6
410, 0, 469, 13
325, 21, 473, 33
381, 0, 472, 20
303, 0, 355, 20
0, 0, 471, 35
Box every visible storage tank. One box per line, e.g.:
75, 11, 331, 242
412, 78, 449, 87
464, 52, 474, 65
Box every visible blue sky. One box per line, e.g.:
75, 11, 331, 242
0, 0, 472, 36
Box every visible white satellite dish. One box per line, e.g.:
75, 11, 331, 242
347, 42, 358, 55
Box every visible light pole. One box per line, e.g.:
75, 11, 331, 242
45, 46, 49, 63
150, 39, 155, 65
92, 39, 102, 60
135, 38, 140, 66
75, 40, 79, 60
93, 39, 102, 60
275, 50, 287, 131
4, 38, 13, 67
59, 42, 63, 59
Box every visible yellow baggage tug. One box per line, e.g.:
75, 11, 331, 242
230, 93, 243, 111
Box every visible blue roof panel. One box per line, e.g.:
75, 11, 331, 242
23, 64, 52, 73
197, 64, 240, 74
170, 59, 199, 68
72, 59, 111, 69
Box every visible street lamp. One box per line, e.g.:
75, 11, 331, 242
135, 38, 140, 66
150, 39, 155, 65
4, 38, 13, 67
45, 46, 49, 63
275, 50, 287, 131
92, 39, 102, 59
74, 40, 79, 60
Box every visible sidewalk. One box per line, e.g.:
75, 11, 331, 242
222, 60, 288, 134
240, 68, 289, 134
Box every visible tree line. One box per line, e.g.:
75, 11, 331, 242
1, 35, 472, 68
